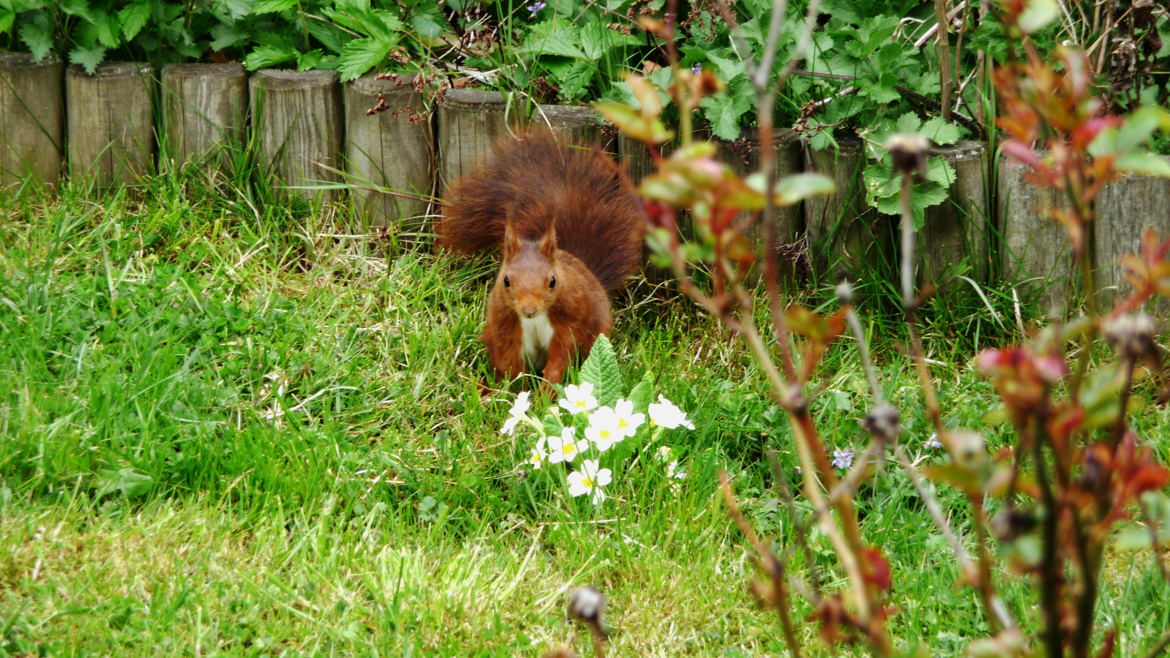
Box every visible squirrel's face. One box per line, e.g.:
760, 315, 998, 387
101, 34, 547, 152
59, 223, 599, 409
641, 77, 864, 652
500, 224, 560, 318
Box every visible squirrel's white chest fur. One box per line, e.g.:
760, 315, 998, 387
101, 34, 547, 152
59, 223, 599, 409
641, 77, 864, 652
519, 313, 553, 369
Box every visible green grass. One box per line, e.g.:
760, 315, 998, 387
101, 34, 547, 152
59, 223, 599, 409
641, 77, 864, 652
1, 169, 1168, 656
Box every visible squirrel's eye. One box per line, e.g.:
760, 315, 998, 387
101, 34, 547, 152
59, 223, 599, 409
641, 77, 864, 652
549, 276, 557, 289
503, 275, 511, 288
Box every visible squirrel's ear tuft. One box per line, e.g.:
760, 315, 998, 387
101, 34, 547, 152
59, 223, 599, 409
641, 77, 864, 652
503, 221, 522, 257
539, 224, 558, 260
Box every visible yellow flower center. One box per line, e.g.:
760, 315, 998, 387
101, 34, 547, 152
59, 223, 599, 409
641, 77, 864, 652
618, 419, 629, 429
581, 477, 594, 489
562, 443, 575, 455
599, 429, 611, 439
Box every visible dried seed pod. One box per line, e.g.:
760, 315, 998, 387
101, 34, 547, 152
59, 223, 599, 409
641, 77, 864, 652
568, 586, 605, 629
885, 133, 929, 181
862, 403, 900, 444
1102, 312, 1157, 361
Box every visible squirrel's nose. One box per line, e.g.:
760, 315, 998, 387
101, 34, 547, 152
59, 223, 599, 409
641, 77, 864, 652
520, 305, 539, 317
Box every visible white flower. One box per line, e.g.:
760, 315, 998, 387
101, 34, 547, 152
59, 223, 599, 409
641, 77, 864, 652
526, 437, 548, 469
585, 406, 623, 452
568, 459, 612, 504
665, 460, 686, 480
559, 382, 599, 415
648, 395, 695, 430
612, 399, 645, 438
656, 445, 673, 461
500, 391, 532, 435
546, 427, 583, 464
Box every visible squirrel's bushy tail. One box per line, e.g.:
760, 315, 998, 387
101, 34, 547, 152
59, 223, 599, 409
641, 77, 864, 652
437, 129, 644, 293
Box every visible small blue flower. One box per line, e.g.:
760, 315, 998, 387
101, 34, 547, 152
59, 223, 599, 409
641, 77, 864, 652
691, 62, 702, 75
527, 1, 547, 14
831, 448, 854, 471
925, 433, 943, 449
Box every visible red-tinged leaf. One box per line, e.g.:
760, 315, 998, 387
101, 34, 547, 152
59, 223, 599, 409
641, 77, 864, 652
593, 102, 674, 145
625, 73, 662, 116
1001, 139, 1041, 168
860, 546, 892, 592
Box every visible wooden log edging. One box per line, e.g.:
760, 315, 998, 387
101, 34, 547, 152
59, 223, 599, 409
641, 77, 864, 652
921, 141, 990, 286
66, 62, 155, 187
250, 70, 343, 203
344, 73, 434, 228
0, 53, 64, 188
437, 88, 519, 195
162, 63, 247, 167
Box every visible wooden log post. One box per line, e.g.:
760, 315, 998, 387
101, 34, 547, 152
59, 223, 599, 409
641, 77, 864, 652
532, 104, 614, 152
437, 88, 518, 195
920, 141, 990, 286
616, 132, 655, 184
66, 62, 155, 187
250, 70, 343, 203
161, 63, 247, 167
0, 53, 64, 188
998, 156, 1071, 312
344, 73, 434, 229
803, 135, 879, 283
1095, 169, 1170, 310
715, 133, 805, 281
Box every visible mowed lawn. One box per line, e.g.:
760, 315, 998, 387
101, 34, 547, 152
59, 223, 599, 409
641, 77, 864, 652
2, 175, 1169, 656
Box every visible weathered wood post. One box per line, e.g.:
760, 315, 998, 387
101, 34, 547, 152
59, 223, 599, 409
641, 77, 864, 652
998, 156, 1071, 312
616, 132, 655, 184
161, 63, 247, 167
250, 70, 343, 202
344, 73, 434, 229
804, 135, 877, 283
1095, 168, 1170, 309
66, 62, 155, 186
920, 141, 990, 286
532, 104, 613, 151
715, 133, 806, 281
0, 53, 64, 188
437, 88, 517, 194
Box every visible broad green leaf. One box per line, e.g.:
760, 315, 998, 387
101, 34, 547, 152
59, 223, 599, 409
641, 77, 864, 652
251, 0, 296, 14
769, 173, 836, 206
579, 21, 641, 60
919, 116, 962, 145
1017, 0, 1058, 34
520, 22, 585, 59
1114, 152, 1170, 178
243, 44, 297, 70
546, 58, 594, 101
410, 3, 449, 40
699, 83, 752, 141
57, 0, 92, 20
296, 48, 326, 71
925, 157, 956, 187
627, 371, 654, 413
94, 468, 155, 499
17, 12, 52, 60
594, 102, 673, 144
337, 37, 392, 81
68, 43, 107, 74
579, 334, 623, 407
119, 2, 150, 41
210, 23, 246, 51
894, 112, 923, 135
307, 20, 347, 54
94, 13, 121, 48
0, 9, 13, 34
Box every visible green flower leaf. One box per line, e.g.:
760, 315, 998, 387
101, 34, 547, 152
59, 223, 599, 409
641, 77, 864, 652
337, 37, 393, 81
243, 44, 297, 70
68, 43, 107, 74
579, 334, 623, 407
18, 12, 53, 61
118, 2, 151, 41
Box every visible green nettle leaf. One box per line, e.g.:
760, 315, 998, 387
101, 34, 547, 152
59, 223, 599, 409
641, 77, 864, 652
579, 334, 623, 407
337, 38, 393, 82
297, 48, 325, 71
0, 9, 14, 34
69, 43, 107, 74
700, 87, 752, 141
546, 58, 594, 101
18, 12, 53, 60
243, 44, 297, 70
119, 2, 150, 41
57, 0, 92, 20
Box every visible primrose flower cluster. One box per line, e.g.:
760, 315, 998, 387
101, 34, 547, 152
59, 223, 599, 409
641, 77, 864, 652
500, 382, 694, 505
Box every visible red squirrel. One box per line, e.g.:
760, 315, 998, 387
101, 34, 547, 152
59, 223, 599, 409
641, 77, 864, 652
437, 130, 644, 384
